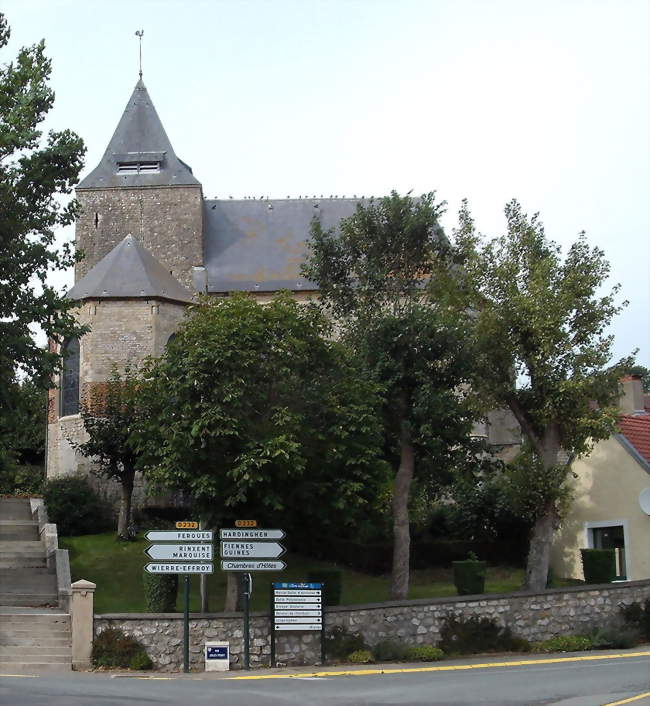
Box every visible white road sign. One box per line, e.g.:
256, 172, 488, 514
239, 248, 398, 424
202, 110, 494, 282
221, 560, 286, 571
220, 528, 285, 540
274, 624, 322, 631
274, 589, 321, 596
275, 616, 322, 624
274, 596, 321, 604
145, 544, 214, 561
144, 562, 213, 574
275, 610, 322, 617
220, 541, 285, 559
145, 530, 213, 542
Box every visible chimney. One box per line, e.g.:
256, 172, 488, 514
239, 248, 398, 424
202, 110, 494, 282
619, 375, 645, 415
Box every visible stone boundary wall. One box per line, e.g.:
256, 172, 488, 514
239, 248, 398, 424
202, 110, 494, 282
95, 579, 650, 671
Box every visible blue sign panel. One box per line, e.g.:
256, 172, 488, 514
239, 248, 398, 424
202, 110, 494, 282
206, 646, 228, 660
272, 582, 323, 590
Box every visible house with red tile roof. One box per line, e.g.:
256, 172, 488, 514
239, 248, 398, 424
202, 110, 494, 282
551, 376, 650, 581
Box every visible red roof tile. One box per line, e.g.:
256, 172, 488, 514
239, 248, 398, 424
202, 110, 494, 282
619, 414, 650, 465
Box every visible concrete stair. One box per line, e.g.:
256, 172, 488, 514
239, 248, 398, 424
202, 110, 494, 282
0, 499, 72, 671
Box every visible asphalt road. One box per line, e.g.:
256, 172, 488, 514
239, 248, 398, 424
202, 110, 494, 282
1, 651, 649, 706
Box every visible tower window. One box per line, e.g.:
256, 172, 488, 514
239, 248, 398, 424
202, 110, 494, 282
60, 337, 80, 417
117, 161, 160, 175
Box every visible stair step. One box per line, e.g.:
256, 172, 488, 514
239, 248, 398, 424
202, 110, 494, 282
0, 660, 72, 674
0, 613, 69, 624
0, 645, 71, 656
0, 637, 71, 647
0, 594, 58, 607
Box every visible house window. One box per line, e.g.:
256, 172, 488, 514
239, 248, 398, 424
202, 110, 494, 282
60, 337, 80, 417
587, 522, 628, 580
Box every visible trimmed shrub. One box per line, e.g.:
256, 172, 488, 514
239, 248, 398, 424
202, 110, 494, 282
348, 649, 373, 664
586, 626, 641, 650
325, 625, 367, 661
306, 570, 342, 606
43, 476, 112, 536
143, 572, 178, 612
452, 554, 486, 595
405, 645, 444, 662
129, 651, 153, 670
438, 614, 529, 655
580, 548, 616, 584
92, 627, 152, 668
533, 635, 593, 653
371, 639, 410, 662
620, 599, 650, 640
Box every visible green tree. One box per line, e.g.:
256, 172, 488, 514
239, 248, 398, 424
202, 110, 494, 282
302, 192, 482, 599
625, 364, 650, 393
0, 13, 86, 466
135, 293, 388, 603
433, 199, 632, 591
72, 368, 142, 539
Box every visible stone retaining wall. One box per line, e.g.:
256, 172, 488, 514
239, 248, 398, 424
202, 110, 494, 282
95, 579, 650, 671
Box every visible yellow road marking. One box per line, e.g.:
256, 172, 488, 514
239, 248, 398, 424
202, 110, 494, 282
229, 651, 650, 680
601, 692, 650, 706
0, 674, 38, 678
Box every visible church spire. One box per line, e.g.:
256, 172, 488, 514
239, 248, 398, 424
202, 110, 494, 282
77, 79, 200, 189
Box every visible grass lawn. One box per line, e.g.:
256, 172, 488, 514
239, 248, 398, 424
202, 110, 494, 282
60, 532, 526, 614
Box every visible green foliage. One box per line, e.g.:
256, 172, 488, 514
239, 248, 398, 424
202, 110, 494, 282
325, 625, 367, 661
405, 645, 445, 662
452, 557, 486, 595
580, 549, 616, 584
136, 293, 388, 533
92, 627, 151, 668
620, 599, 650, 640
0, 13, 87, 467
532, 635, 593, 653
347, 649, 373, 664
303, 191, 485, 599
143, 573, 178, 613
128, 651, 153, 670
624, 365, 650, 392
585, 626, 641, 650
43, 476, 111, 536
438, 614, 528, 655
306, 571, 342, 606
371, 639, 410, 661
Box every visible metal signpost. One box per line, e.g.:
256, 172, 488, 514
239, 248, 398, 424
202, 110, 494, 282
219, 524, 286, 669
270, 582, 324, 667
144, 522, 213, 673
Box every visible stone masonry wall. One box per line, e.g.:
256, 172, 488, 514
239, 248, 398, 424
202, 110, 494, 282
94, 579, 650, 671
75, 186, 203, 289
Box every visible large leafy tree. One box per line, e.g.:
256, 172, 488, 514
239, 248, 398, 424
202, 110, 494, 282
0, 14, 86, 464
433, 199, 632, 591
135, 293, 388, 604
303, 192, 482, 600
72, 368, 142, 540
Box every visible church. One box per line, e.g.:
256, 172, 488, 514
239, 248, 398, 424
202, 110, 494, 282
45, 77, 521, 484
45, 77, 365, 482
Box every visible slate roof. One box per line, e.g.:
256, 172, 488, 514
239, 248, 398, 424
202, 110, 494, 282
619, 414, 650, 467
203, 198, 363, 292
66, 235, 193, 303
77, 79, 199, 189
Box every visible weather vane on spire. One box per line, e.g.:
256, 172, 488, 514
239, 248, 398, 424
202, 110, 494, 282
135, 30, 144, 78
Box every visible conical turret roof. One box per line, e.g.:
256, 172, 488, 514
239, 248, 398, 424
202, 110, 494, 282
66, 235, 193, 303
77, 79, 200, 189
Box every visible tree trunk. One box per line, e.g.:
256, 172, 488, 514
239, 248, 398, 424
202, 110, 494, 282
224, 572, 239, 611
524, 501, 560, 591
390, 408, 415, 600
117, 472, 134, 539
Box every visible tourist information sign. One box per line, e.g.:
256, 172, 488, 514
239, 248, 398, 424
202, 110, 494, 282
270, 582, 324, 667
221, 560, 286, 571
145, 544, 214, 561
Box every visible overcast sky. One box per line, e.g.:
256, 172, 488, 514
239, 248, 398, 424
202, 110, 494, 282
4, 0, 649, 365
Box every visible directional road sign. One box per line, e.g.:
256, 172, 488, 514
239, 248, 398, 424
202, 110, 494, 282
145, 563, 213, 574
219, 528, 286, 540
274, 623, 322, 631
221, 560, 286, 571
145, 530, 213, 542
145, 544, 214, 561
220, 541, 285, 559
